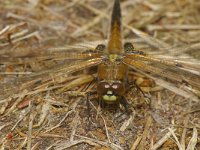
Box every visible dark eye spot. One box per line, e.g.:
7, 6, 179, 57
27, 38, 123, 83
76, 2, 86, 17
105, 84, 110, 88
99, 82, 110, 89
112, 84, 119, 89
111, 82, 124, 94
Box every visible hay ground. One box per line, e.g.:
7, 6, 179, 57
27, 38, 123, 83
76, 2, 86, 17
0, 0, 200, 149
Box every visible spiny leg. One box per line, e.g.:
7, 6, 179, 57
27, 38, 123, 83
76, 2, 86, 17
86, 92, 92, 130
113, 96, 131, 121
84, 80, 97, 130
119, 96, 131, 114
98, 98, 105, 109
127, 80, 151, 104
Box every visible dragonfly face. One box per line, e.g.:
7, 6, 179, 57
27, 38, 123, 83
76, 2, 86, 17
97, 80, 125, 104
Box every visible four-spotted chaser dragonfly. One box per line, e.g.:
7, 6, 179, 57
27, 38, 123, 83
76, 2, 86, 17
0, 0, 200, 111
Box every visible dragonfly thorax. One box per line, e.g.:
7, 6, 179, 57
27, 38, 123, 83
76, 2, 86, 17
108, 54, 123, 63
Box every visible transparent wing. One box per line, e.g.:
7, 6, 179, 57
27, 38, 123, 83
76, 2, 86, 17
123, 53, 200, 90
0, 58, 102, 100
0, 52, 101, 65
0, 42, 103, 64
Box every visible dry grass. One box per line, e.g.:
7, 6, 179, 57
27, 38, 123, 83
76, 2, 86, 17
0, 0, 200, 149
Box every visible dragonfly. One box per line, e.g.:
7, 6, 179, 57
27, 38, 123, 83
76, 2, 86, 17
0, 0, 200, 111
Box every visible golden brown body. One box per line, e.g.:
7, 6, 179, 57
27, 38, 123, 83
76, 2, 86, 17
97, 0, 128, 107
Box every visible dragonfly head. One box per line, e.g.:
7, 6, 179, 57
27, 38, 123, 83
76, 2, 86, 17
97, 80, 125, 104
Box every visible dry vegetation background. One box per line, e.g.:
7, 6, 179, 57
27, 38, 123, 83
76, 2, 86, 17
0, 0, 200, 149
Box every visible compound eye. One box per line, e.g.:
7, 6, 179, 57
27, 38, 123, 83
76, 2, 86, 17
99, 82, 110, 89
97, 82, 111, 94
112, 83, 119, 89
111, 82, 125, 95
104, 84, 110, 89
112, 82, 122, 90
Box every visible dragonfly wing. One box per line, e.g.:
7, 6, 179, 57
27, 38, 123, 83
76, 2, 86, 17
0, 52, 102, 65
0, 41, 105, 64
125, 53, 200, 72
0, 58, 102, 100
123, 55, 200, 90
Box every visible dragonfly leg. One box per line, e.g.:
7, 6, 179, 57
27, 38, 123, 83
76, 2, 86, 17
98, 98, 105, 108
119, 96, 131, 114
113, 96, 132, 122
127, 80, 151, 104
135, 83, 151, 103
86, 90, 97, 131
